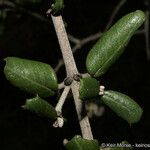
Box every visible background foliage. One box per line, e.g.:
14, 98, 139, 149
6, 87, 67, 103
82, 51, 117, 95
0, 0, 150, 149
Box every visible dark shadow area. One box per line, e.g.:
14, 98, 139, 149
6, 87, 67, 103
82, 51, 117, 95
0, 0, 150, 149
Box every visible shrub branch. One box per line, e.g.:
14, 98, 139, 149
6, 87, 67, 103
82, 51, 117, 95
51, 13, 93, 140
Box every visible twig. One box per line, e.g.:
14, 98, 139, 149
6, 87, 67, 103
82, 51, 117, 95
54, 28, 144, 72
55, 86, 70, 114
1, 0, 129, 73
71, 81, 93, 139
51, 14, 78, 76
58, 82, 65, 89
53, 86, 70, 128
54, 0, 127, 72
68, 34, 81, 44
72, 32, 102, 52
81, 73, 91, 78
135, 29, 145, 35
104, 0, 127, 31
55, 59, 64, 72
54, 31, 102, 72
51, 13, 93, 140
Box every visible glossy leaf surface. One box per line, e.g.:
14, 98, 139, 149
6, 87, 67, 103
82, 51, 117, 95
79, 77, 100, 100
65, 135, 99, 150
4, 57, 58, 97
23, 95, 57, 119
86, 10, 145, 77
101, 90, 143, 124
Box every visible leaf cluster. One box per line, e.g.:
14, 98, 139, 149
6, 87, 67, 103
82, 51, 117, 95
3, 9, 146, 150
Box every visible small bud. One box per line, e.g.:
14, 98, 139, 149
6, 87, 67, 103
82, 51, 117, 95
63, 139, 69, 145
73, 74, 82, 81
46, 9, 52, 17
53, 117, 64, 128
64, 77, 73, 86
99, 86, 105, 95
57, 117, 64, 128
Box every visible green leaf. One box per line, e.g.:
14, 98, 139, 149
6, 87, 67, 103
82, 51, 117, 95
86, 10, 146, 77
51, 0, 64, 15
101, 90, 143, 124
4, 57, 58, 97
79, 77, 100, 100
23, 95, 57, 119
65, 135, 99, 150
